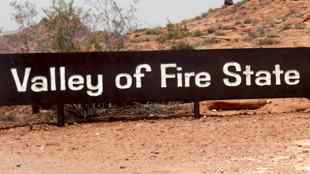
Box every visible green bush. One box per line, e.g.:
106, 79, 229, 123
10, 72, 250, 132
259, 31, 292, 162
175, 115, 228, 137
257, 37, 280, 45
158, 23, 204, 42
294, 23, 306, 30
191, 30, 204, 37
170, 42, 195, 50
282, 23, 306, 30
201, 12, 209, 18
247, 27, 266, 40
244, 18, 254, 24
145, 29, 161, 35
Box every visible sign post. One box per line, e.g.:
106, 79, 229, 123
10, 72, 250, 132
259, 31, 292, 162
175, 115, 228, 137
57, 104, 65, 126
32, 105, 40, 114
193, 101, 201, 118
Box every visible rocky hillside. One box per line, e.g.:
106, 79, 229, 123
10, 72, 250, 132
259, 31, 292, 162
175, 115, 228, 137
1, 0, 310, 53
126, 0, 310, 50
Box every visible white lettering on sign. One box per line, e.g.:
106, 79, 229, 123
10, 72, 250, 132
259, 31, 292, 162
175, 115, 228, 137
115, 73, 133, 89
160, 64, 211, 88
223, 62, 242, 87
161, 64, 177, 88
10, 62, 301, 97
222, 62, 300, 87
31, 76, 48, 92
255, 71, 271, 86
10, 67, 104, 97
68, 75, 84, 91
86, 75, 103, 96
11, 68, 31, 92
195, 72, 211, 88
285, 70, 300, 85
115, 64, 152, 89
134, 64, 152, 88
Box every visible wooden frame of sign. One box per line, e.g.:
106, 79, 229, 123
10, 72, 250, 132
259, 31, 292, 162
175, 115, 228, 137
0, 48, 308, 126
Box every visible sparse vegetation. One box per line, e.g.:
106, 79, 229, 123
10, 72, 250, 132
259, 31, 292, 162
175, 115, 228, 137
10, 0, 38, 52
145, 29, 161, 35
170, 42, 195, 50
157, 23, 204, 43
203, 36, 218, 45
244, 25, 282, 46
43, 0, 87, 52
266, 32, 280, 38
10, 0, 139, 121
235, 0, 247, 7
192, 30, 204, 37
201, 12, 209, 18
257, 37, 280, 45
282, 23, 294, 30
244, 18, 255, 25
285, 10, 304, 19
294, 23, 306, 30
282, 23, 306, 31
88, 0, 139, 51
167, 23, 190, 38
224, 0, 234, 6
0, 113, 17, 122
247, 27, 267, 40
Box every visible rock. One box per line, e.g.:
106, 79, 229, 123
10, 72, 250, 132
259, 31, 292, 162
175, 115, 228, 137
224, 0, 234, 6
303, 15, 310, 23
46, 142, 60, 147
150, 151, 160, 155
294, 139, 310, 148
286, 18, 304, 26
208, 100, 268, 111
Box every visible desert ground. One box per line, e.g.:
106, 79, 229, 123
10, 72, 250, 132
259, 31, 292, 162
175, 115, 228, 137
0, 99, 309, 174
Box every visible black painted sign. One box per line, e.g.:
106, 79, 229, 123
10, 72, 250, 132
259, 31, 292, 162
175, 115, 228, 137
0, 48, 309, 106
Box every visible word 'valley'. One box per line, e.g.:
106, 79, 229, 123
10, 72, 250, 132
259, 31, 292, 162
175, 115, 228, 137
10, 67, 103, 97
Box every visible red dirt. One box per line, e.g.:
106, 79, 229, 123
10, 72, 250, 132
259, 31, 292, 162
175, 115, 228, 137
0, 108, 310, 174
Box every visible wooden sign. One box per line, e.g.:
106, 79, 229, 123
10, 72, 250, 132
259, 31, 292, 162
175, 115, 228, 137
0, 48, 309, 106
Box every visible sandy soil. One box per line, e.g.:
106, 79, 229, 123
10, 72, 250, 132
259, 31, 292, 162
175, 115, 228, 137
0, 110, 310, 174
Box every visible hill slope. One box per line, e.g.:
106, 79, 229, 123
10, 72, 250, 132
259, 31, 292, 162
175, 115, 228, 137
126, 0, 310, 50
1, 0, 310, 52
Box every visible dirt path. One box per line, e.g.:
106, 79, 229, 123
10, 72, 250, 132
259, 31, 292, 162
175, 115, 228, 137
0, 113, 309, 174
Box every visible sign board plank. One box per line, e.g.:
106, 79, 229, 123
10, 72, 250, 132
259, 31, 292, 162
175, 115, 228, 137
0, 48, 309, 106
